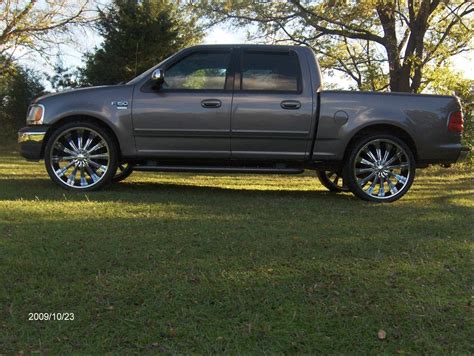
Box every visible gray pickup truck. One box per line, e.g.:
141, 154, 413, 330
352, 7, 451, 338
18, 44, 468, 202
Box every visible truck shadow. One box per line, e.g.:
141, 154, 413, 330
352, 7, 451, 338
0, 177, 356, 202
0, 168, 470, 207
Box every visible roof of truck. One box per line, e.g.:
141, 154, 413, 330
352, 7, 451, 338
186, 44, 305, 51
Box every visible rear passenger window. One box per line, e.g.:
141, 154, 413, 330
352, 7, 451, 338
241, 51, 301, 92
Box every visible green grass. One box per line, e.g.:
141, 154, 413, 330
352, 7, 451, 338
0, 145, 472, 354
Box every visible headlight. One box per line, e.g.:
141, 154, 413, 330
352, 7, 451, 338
26, 104, 45, 125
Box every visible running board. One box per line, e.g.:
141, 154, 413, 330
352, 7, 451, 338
133, 165, 304, 174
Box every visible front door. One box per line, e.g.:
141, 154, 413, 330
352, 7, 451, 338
231, 49, 313, 160
132, 49, 233, 159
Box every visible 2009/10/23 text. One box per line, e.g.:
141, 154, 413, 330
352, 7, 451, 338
28, 313, 74, 321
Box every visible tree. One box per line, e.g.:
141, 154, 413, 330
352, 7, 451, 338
0, 62, 44, 133
82, 0, 203, 85
45, 60, 80, 92
195, 0, 473, 93
0, 0, 94, 76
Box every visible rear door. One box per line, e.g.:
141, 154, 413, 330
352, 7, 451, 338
230, 49, 313, 160
131, 49, 233, 159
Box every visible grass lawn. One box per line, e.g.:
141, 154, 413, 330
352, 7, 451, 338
0, 144, 472, 354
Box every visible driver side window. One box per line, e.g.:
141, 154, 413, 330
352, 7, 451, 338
163, 51, 231, 90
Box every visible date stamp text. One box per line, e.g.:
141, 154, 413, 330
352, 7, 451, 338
28, 312, 74, 321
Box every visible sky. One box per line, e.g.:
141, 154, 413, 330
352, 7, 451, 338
22, 23, 474, 90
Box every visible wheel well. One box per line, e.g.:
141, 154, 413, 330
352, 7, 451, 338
344, 124, 418, 161
41, 115, 122, 158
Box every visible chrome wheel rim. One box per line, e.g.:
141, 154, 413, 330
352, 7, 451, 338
324, 171, 347, 190
116, 163, 131, 177
50, 127, 110, 189
353, 139, 411, 200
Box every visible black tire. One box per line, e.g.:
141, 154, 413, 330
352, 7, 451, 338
44, 121, 119, 191
112, 162, 134, 183
343, 134, 416, 202
316, 170, 349, 192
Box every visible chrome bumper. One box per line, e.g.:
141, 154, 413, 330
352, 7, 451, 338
18, 131, 46, 144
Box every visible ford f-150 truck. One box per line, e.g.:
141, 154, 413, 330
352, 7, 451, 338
18, 44, 469, 202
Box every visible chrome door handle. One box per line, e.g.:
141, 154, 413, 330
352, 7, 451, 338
280, 100, 301, 110
201, 99, 222, 108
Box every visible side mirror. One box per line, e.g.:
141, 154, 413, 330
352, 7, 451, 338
151, 68, 164, 83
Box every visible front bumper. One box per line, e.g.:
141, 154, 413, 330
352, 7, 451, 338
18, 126, 48, 161
457, 147, 471, 162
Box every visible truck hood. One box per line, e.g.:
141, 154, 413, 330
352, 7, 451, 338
32, 84, 135, 126
32, 85, 128, 104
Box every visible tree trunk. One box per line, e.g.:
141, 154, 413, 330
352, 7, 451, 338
393, 66, 412, 93
377, 3, 412, 93
377, 0, 438, 93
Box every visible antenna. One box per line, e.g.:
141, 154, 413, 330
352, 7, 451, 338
134, 41, 139, 77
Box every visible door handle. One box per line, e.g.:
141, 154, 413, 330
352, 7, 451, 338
280, 100, 301, 110
201, 99, 222, 108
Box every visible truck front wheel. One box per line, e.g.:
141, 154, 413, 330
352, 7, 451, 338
44, 121, 119, 191
343, 134, 415, 202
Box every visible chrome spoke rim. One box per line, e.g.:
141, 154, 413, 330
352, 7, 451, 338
114, 162, 133, 179
52, 155, 76, 163
353, 139, 411, 200
50, 127, 110, 188
324, 170, 346, 190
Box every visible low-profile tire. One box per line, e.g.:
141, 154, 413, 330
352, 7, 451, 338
343, 134, 416, 202
44, 121, 119, 191
316, 170, 349, 193
112, 162, 134, 183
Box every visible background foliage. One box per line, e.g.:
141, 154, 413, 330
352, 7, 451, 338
0, 0, 94, 77
0, 60, 43, 138
81, 0, 203, 85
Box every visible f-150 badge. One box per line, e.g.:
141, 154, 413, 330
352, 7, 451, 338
111, 101, 128, 109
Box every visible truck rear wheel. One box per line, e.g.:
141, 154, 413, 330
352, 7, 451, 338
316, 170, 349, 192
343, 134, 415, 202
44, 121, 119, 191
